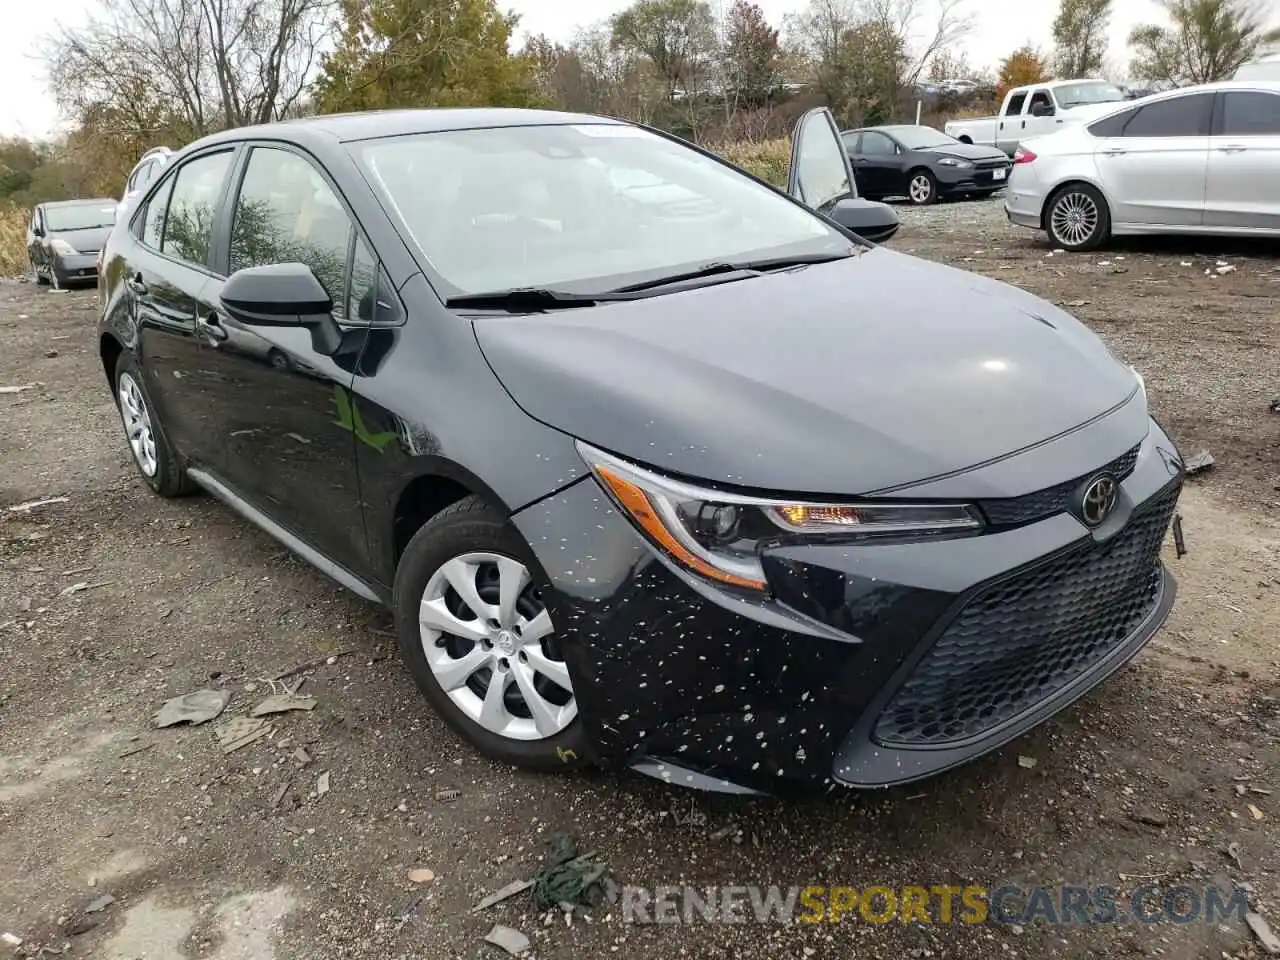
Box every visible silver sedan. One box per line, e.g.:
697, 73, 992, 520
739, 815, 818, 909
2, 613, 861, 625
1004, 80, 1280, 250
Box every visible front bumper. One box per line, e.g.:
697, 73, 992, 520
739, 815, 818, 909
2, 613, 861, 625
936, 163, 1012, 194
513, 420, 1184, 794
52, 253, 100, 285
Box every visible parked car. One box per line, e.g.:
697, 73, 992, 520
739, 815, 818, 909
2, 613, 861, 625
1005, 80, 1280, 250
98, 105, 1183, 795
27, 198, 119, 287
120, 146, 173, 214
944, 79, 1131, 155
1233, 52, 1280, 82
842, 124, 1012, 204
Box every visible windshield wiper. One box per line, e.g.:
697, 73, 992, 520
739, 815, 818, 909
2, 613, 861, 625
611, 251, 855, 294
445, 287, 644, 313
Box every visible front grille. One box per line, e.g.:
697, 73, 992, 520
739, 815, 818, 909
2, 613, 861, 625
873, 482, 1179, 747
980, 445, 1140, 527
976, 160, 1009, 171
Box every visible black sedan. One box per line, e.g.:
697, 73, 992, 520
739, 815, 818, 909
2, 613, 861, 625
97, 106, 1183, 796
27, 198, 118, 287
842, 125, 1012, 205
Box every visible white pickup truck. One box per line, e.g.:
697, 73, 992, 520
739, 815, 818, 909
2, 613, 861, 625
944, 79, 1131, 156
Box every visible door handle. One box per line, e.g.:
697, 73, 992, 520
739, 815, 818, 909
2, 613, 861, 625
126, 273, 147, 296
1101, 147, 1128, 156
196, 313, 228, 343
1217, 144, 1247, 153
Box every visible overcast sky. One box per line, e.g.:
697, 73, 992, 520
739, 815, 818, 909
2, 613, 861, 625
0, 0, 1219, 139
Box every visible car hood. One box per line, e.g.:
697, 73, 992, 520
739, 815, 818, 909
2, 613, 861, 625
48, 226, 114, 253
473, 250, 1139, 496
917, 143, 1009, 162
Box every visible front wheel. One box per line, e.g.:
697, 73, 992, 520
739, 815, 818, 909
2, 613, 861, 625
907, 170, 938, 206
393, 496, 590, 771
1045, 183, 1110, 251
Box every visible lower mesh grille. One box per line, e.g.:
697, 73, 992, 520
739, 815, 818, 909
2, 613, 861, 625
873, 483, 1179, 747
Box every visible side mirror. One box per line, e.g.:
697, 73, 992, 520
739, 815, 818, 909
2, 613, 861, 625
220, 262, 342, 355
828, 198, 900, 244
1031, 103, 1055, 117
32, 224, 44, 238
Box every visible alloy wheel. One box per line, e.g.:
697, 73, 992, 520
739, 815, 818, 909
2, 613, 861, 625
418, 551, 576, 741
909, 174, 933, 204
1050, 191, 1099, 247
118, 372, 159, 477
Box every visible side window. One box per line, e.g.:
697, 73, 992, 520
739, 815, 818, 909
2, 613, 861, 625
1121, 93, 1213, 137
1028, 90, 1053, 114
229, 146, 353, 317
1220, 91, 1280, 136
860, 132, 897, 156
142, 175, 175, 249
1006, 92, 1027, 116
841, 132, 860, 153
1087, 109, 1136, 138
162, 151, 235, 267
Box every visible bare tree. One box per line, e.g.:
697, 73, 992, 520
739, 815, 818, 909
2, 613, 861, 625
46, 0, 334, 140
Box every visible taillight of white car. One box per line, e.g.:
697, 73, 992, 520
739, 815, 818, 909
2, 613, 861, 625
1013, 146, 1037, 165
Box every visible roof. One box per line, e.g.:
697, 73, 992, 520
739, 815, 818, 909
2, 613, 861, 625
191, 107, 623, 150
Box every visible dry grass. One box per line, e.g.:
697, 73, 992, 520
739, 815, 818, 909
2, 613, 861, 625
0, 139, 796, 274
716, 138, 791, 188
0, 202, 28, 277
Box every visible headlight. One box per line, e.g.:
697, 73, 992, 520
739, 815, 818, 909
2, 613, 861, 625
578, 442, 983, 592
49, 239, 78, 256
938, 157, 974, 168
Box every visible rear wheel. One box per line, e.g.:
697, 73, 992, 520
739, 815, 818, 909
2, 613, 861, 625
1045, 183, 1110, 251
113, 353, 197, 497
393, 496, 589, 771
907, 169, 938, 205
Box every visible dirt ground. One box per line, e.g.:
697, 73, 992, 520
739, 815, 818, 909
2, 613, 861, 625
1, 199, 1278, 960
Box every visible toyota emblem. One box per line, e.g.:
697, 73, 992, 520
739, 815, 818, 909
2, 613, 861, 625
1080, 475, 1119, 526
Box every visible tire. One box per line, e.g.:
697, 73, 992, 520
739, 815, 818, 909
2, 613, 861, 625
907, 169, 938, 206
393, 496, 590, 771
1045, 182, 1111, 251
113, 352, 197, 497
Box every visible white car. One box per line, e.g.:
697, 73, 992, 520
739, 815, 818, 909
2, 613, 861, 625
119, 146, 173, 214
1004, 80, 1280, 250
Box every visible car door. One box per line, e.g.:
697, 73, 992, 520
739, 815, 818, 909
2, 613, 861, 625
788, 108, 899, 243
1204, 88, 1280, 230
198, 143, 372, 574
1024, 88, 1061, 140
1093, 92, 1213, 227
997, 90, 1029, 154
27, 207, 43, 273
125, 148, 239, 470
853, 131, 904, 197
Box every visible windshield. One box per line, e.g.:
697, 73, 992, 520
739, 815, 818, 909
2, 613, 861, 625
892, 126, 959, 149
1056, 82, 1127, 107
355, 123, 848, 296
44, 202, 116, 232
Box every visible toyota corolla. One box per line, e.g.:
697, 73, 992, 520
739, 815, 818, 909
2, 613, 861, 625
96, 107, 1185, 795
